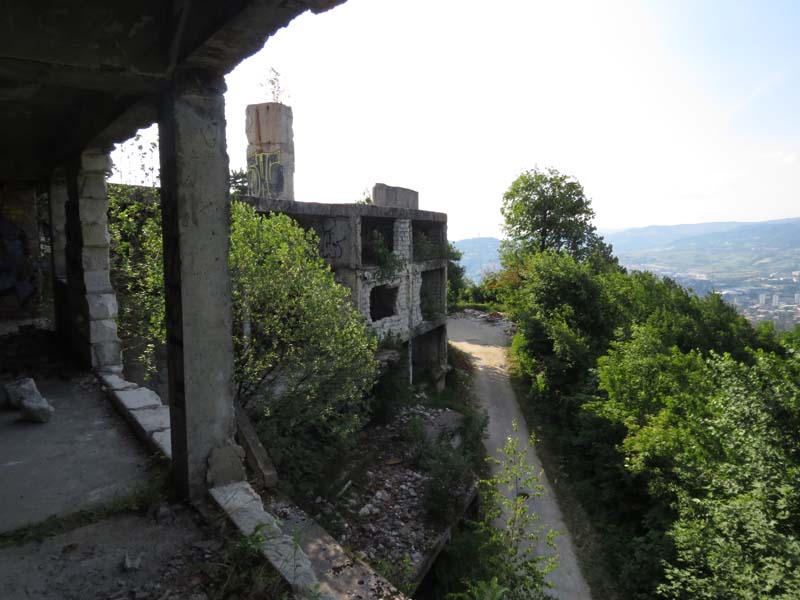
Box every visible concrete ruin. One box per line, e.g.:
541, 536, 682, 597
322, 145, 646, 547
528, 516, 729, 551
243, 102, 449, 387
0, 1, 347, 501
0, 5, 440, 597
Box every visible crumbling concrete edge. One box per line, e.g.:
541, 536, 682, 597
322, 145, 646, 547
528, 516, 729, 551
97, 373, 173, 459
210, 481, 333, 600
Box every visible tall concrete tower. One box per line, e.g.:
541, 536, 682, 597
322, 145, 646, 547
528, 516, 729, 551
245, 102, 294, 201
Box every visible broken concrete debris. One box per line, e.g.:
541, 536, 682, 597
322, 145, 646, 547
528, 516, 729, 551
206, 444, 247, 487
3, 378, 55, 422
4, 378, 37, 408
20, 394, 55, 423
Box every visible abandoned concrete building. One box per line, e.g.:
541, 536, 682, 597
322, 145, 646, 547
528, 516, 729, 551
0, 3, 425, 598
243, 102, 449, 388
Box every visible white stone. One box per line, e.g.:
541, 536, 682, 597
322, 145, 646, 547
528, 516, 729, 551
5, 378, 40, 409
87, 293, 117, 320
89, 319, 119, 343
99, 373, 137, 391
20, 395, 55, 423
130, 405, 171, 436
80, 223, 110, 247
83, 269, 112, 293
81, 150, 112, 173
113, 387, 162, 411
152, 429, 173, 459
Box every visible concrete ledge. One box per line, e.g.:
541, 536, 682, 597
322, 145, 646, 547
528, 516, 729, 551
99, 374, 138, 391
98, 373, 173, 460
210, 482, 327, 600
129, 405, 171, 438
413, 315, 447, 338
152, 429, 173, 459
112, 387, 163, 411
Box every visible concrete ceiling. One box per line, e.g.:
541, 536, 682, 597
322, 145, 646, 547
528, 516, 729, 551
0, 0, 345, 182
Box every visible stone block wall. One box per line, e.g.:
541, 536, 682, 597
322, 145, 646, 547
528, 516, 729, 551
358, 271, 409, 340
63, 150, 122, 372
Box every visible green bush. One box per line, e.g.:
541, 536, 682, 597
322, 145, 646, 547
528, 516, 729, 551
230, 203, 379, 487
109, 189, 378, 491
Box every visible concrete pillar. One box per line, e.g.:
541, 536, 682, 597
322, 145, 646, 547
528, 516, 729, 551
49, 171, 68, 281
159, 70, 240, 500
245, 102, 294, 201
49, 171, 69, 335
63, 150, 122, 372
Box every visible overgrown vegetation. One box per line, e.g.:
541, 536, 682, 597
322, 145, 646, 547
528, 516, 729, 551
427, 422, 557, 600
363, 229, 405, 280
202, 526, 292, 600
108, 185, 378, 493
413, 230, 447, 261
475, 166, 800, 599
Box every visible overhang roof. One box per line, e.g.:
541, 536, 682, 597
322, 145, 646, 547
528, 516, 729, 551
0, 1, 344, 182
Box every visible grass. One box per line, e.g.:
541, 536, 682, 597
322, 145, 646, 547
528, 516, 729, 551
505, 349, 621, 600
0, 454, 173, 548
200, 525, 293, 600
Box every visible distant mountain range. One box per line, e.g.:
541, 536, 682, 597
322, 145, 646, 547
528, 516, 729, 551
454, 217, 800, 283
603, 218, 800, 280
452, 237, 502, 282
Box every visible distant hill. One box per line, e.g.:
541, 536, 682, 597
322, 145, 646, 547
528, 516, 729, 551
453, 237, 502, 283
454, 218, 800, 286
604, 218, 800, 280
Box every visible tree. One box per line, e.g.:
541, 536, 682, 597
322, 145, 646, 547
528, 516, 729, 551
447, 242, 467, 309
500, 167, 611, 263
230, 203, 378, 486
109, 191, 378, 489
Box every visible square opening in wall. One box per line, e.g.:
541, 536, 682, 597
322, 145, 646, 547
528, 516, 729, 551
412, 220, 446, 261
370, 285, 398, 321
361, 217, 395, 266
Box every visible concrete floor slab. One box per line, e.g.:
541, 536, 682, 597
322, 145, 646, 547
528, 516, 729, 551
0, 375, 150, 534
0, 509, 207, 600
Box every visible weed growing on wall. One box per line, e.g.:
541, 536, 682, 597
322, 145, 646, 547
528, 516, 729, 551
363, 229, 405, 281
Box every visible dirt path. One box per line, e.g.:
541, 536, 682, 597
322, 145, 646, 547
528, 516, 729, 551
448, 315, 592, 600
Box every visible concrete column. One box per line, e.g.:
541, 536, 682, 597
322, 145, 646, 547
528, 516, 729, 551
245, 102, 294, 201
49, 172, 67, 281
49, 171, 69, 336
159, 70, 240, 500
63, 150, 122, 372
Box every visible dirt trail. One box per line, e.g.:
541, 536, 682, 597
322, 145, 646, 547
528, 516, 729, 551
448, 315, 592, 600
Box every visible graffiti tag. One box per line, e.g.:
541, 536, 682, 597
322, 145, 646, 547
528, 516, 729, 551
319, 225, 346, 260
247, 151, 284, 199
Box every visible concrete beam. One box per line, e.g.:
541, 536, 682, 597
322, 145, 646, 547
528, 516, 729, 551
0, 57, 164, 94
158, 69, 239, 501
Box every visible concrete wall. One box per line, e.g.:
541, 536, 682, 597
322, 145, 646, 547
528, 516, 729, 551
243, 186, 448, 386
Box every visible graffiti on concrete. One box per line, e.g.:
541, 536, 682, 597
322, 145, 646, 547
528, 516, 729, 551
0, 216, 35, 307
319, 224, 346, 260
247, 151, 284, 199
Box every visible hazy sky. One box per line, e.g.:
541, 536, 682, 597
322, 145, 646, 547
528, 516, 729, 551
112, 0, 800, 241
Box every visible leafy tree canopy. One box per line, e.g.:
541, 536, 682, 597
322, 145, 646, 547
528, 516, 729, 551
500, 167, 612, 264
